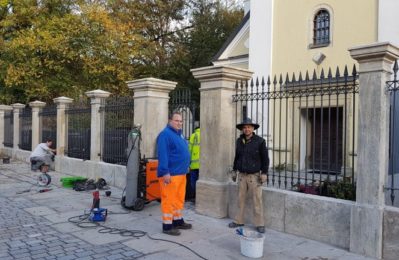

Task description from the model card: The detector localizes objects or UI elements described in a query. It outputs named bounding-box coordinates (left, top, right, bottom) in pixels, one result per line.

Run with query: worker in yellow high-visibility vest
left=188, top=127, right=200, bottom=202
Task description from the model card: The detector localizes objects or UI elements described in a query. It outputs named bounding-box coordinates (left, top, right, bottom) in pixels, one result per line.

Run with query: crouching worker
left=30, top=139, right=56, bottom=172
left=228, top=118, right=269, bottom=233
left=157, top=112, right=192, bottom=236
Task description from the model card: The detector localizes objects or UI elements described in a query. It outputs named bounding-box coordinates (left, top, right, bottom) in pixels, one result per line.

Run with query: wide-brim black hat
left=236, top=118, right=260, bottom=130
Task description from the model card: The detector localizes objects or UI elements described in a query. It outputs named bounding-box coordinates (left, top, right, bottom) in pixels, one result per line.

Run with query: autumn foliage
left=0, top=0, right=243, bottom=103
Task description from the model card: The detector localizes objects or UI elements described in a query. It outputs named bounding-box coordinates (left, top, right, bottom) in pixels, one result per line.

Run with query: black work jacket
left=233, top=133, right=269, bottom=174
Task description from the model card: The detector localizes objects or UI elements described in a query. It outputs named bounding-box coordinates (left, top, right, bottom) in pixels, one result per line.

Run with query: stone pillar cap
left=12, top=103, right=26, bottom=109
left=85, top=89, right=111, bottom=98
left=29, top=100, right=46, bottom=108
left=127, top=77, right=177, bottom=92
left=349, top=42, right=399, bottom=62
left=191, top=65, right=253, bottom=82
left=0, top=105, right=13, bottom=111
left=53, top=96, right=73, bottom=104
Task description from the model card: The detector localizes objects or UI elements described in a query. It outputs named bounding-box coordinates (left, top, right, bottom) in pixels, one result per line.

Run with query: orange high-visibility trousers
left=159, top=175, right=186, bottom=224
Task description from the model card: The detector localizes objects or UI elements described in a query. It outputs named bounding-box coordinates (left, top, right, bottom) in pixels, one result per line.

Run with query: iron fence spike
left=335, top=66, right=341, bottom=78
left=344, top=65, right=349, bottom=78
left=312, top=69, right=317, bottom=80
left=285, top=73, right=290, bottom=84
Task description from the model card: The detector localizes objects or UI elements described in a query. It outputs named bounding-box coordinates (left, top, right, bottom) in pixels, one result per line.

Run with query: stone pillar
left=12, top=103, right=25, bottom=150
left=53, top=97, right=73, bottom=157
left=349, top=42, right=399, bottom=258
left=0, top=105, right=13, bottom=149
left=127, top=78, right=176, bottom=158
left=29, top=101, right=46, bottom=150
left=86, top=90, right=111, bottom=161
left=191, top=66, right=253, bottom=218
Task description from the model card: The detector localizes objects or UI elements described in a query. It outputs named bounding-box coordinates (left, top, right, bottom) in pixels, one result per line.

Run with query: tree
left=168, top=0, right=244, bottom=104
left=0, top=0, right=144, bottom=102
left=107, top=0, right=190, bottom=79
left=0, top=0, right=243, bottom=104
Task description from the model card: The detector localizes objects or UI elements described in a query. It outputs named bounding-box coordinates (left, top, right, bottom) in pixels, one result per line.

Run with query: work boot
left=163, top=228, right=181, bottom=236
left=256, top=226, right=265, bottom=233
left=228, top=222, right=244, bottom=228
left=175, top=222, right=192, bottom=230
left=173, top=219, right=192, bottom=229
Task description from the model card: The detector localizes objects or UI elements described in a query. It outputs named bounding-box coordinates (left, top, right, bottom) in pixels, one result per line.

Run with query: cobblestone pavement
left=0, top=160, right=375, bottom=260
left=0, top=172, right=143, bottom=260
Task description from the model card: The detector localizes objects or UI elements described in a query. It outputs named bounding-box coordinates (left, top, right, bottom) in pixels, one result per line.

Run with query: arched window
left=313, top=9, right=330, bottom=45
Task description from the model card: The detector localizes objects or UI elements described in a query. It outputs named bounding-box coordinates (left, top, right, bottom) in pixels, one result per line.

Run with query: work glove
left=260, top=174, right=267, bottom=184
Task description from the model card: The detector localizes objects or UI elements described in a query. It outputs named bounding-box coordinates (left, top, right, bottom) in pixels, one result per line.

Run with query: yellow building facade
left=214, top=0, right=399, bottom=179
left=272, top=0, right=378, bottom=76
left=214, top=0, right=393, bottom=77
left=269, top=0, right=375, bottom=177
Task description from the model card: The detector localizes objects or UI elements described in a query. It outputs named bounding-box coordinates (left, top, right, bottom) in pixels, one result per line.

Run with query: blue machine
left=89, top=208, right=108, bottom=222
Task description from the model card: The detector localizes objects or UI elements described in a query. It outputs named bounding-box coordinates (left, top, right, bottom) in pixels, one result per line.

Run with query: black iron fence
left=233, top=66, right=358, bottom=200
left=19, top=106, right=32, bottom=151
left=40, top=105, right=57, bottom=148
left=3, top=110, right=13, bottom=147
left=169, top=88, right=197, bottom=139
left=386, top=60, right=399, bottom=206
left=66, top=100, right=91, bottom=160
left=100, top=96, right=134, bottom=165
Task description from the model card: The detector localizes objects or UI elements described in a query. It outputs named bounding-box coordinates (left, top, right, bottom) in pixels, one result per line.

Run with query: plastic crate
left=60, top=176, right=87, bottom=188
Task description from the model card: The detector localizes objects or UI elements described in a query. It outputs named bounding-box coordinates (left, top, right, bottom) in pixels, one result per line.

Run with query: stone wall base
left=383, top=206, right=399, bottom=260
left=1, top=147, right=30, bottom=163
left=229, top=184, right=353, bottom=249
left=1, top=148, right=127, bottom=189
left=56, top=157, right=126, bottom=188
left=350, top=204, right=384, bottom=258
left=196, top=180, right=229, bottom=218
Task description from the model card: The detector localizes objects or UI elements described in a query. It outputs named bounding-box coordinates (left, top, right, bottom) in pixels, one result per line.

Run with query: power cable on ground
left=2, top=167, right=208, bottom=259
left=67, top=212, right=208, bottom=260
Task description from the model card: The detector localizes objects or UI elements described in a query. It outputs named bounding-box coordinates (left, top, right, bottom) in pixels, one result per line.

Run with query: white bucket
left=239, top=231, right=265, bottom=258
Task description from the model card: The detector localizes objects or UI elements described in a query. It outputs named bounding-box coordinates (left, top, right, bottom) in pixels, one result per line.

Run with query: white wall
left=248, top=0, right=273, bottom=148
left=249, top=0, right=273, bottom=78
left=378, top=0, right=399, bottom=46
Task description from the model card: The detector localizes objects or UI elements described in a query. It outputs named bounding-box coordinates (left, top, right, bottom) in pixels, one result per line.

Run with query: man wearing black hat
left=228, top=118, right=269, bottom=233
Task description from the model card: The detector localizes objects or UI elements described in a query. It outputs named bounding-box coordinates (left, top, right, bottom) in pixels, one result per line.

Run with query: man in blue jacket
left=157, top=111, right=192, bottom=236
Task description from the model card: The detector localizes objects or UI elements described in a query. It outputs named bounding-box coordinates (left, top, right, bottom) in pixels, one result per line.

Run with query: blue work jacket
left=157, top=124, right=190, bottom=177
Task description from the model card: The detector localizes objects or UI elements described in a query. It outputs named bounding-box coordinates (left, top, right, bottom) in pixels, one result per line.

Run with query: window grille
left=313, top=10, right=330, bottom=46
